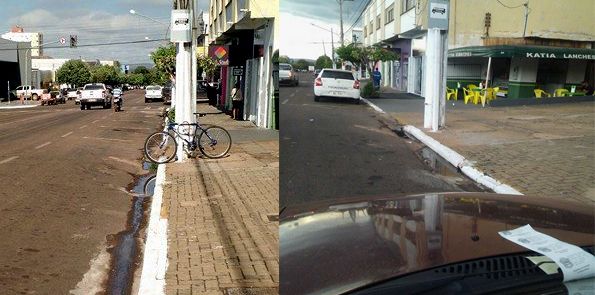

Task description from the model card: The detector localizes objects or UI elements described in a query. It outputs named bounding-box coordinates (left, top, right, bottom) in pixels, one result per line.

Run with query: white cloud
left=279, top=12, right=342, bottom=60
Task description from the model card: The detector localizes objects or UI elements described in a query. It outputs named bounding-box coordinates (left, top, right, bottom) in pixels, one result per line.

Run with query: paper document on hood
left=499, top=224, right=595, bottom=282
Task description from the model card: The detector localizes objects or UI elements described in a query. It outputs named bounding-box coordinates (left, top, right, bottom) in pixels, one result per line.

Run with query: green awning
left=448, top=45, right=595, bottom=60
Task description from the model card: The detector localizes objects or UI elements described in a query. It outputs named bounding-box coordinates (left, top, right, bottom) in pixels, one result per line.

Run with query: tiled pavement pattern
left=162, top=105, right=279, bottom=295
left=393, top=102, right=595, bottom=203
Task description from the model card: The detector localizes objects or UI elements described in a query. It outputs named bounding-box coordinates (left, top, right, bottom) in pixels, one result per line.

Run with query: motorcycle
left=113, top=96, right=122, bottom=112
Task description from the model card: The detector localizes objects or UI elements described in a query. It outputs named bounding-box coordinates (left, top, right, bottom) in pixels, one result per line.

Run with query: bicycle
left=144, top=112, right=232, bottom=163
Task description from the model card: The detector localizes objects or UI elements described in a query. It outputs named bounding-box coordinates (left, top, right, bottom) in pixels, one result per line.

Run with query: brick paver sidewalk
left=162, top=105, right=279, bottom=295
left=391, top=101, right=595, bottom=204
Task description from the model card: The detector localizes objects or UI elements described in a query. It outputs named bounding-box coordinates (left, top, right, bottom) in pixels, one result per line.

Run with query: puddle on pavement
left=106, top=169, right=157, bottom=293
left=418, top=147, right=460, bottom=178
left=417, top=147, right=487, bottom=192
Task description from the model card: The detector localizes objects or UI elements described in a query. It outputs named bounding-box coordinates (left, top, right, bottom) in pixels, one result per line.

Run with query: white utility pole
left=423, top=0, right=449, bottom=132
left=170, top=1, right=194, bottom=162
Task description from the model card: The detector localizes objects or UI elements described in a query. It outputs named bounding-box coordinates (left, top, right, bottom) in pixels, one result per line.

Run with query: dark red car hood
left=280, top=193, right=595, bottom=295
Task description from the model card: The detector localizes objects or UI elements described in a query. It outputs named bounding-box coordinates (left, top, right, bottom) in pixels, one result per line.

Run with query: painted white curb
left=361, top=97, right=523, bottom=195
left=137, top=163, right=168, bottom=295
left=0, top=104, right=39, bottom=109
left=403, top=125, right=523, bottom=195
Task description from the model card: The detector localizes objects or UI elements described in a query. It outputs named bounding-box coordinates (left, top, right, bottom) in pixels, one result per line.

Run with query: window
left=376, top=15, right=381, bottom=30
left=402, top=0, right=415, bottom=13
left=369, top=22, right=373, bottom=34
left=386, top=5, right=394, bottom=24
left=321, top=70, right=355, bottom=80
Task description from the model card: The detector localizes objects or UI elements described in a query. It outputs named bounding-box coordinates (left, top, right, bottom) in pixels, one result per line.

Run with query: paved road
left=280, top=73, right=481, bottom=209
left=0, top=90, right=163, bottom=294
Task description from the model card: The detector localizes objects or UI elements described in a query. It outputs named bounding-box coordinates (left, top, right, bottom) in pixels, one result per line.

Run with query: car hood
left=280, top=192, right=594, bottom=295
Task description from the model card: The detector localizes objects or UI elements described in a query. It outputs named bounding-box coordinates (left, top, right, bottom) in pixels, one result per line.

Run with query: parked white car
left=313, top=69, right=361, bottom=104
left=145, top=85, right=163, bottom=103
left=15, top=85, right=45, bottom=100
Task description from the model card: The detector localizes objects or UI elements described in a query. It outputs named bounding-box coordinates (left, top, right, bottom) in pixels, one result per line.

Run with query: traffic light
left=70, top=35, right=77, bottom=48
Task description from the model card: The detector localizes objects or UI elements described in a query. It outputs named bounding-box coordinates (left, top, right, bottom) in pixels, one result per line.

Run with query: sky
left=280, top=0, right=366, bottom=60
left=0, top=0, right=209, bottom=65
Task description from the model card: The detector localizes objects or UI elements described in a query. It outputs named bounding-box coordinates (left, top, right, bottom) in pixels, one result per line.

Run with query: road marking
left=80, top=125, right=88, bottom=129
left=145, top=106, right=151, bottom=110
left=91, top=120, right=99, bottom=124
left=61, top=132, right=73, bottom=138
left=0, top=156, right=18, bottom=164
left=35, top=141, right=52, bottom=149
left=290, top=93, right=296, bottom=97
left=282, top=99, right=289, bottom=104
left=82, top=136, right=131, bottom=142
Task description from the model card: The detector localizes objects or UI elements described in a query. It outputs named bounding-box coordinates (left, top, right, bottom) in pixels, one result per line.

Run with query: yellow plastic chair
left=554, top=88, right=569, bottom=97
left=534, top=89, right=551, bottom=98
left=467, top=84, right=478, bottom=90
left=446, top=87, right=458, bottom=101
left=463, top=88, right=475, bottom=104
left=490, top=87, right=499, bottom=100
left=473, top=89, right=489, bottom=106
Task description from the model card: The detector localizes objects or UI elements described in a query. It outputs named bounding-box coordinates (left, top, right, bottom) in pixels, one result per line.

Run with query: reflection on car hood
left=280, top=192, right=595, bottom=295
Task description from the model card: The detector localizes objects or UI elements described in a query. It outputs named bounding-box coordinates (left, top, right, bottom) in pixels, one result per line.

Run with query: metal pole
left=331, top=28, right=335, bottom=69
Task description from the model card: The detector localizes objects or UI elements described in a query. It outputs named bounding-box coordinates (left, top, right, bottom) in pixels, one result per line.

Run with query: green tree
left=151, top=44, right=176, bottom=76
left=278, top=55, right=290, bottom=64
left=133, top=66, right=150, bottom=75
left=315, top=55, right=333, bottom=69
left=292, top=59, right=310, bottom=71
left=128, top=73, right=145, bottom=86
left=197, top=55, right=218, bottom=80
left=56, top=60, right=91, bottom=87
left=336, top=44, right=399, bottom=76
left=89, top=65, right=120, bottom=85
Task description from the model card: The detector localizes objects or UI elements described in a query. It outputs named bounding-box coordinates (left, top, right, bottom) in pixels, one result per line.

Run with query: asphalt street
left=280, top=73, right=481, bottom=209
left=0, top=90, right=164, bottom=294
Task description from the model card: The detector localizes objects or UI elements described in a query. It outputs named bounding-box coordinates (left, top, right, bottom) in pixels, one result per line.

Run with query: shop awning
left=448, top=45, right=595, bottom=60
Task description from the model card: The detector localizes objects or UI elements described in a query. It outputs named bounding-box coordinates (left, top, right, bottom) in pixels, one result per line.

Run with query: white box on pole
left=170, top=10, right=192, bottom=43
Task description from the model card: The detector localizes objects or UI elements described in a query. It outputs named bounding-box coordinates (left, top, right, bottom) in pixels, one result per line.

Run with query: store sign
left=526, top=52, right=595, bottom=60
left=233, top=67, right=244, bottom=76
left=209, top=45, right=229, bottom=65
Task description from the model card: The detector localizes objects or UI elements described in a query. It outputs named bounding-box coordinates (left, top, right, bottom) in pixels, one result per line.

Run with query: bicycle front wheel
left=198, top=126, right=231, bottom=158
left=144, top=132, right=177, bottom=163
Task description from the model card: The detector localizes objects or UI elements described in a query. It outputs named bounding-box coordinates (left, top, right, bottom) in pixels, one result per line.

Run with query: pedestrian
left=579, top=80, right=593, bottom=95
left=231, top=81, right=243, bottom=120
left=373, top=68, right=381, bottom=90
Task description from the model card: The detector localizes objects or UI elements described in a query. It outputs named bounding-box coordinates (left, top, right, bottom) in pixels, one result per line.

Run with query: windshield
left=280, top=64, right=292, bottom=71
left=84, top=85, right=104, bottom=90
left=146, top=86, right=161, bottom=90
left=321, top=71, right=354, bottom=80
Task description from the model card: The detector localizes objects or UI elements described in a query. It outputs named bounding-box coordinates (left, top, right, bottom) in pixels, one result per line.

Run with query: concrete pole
left=424, top=28, right=446, bottom=132
left=191, top=0, right=197, bottom=118
left=339, top=0, right=344, bottom=47
left=331, top=28, right=336, bottom=69
left=175, top=8, right=193, bottom=162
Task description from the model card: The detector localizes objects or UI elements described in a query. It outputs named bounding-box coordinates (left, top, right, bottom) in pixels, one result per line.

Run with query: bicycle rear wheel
left=198, top=126, right=231, bottom=158
left=144, top=132, right=177, bottom=163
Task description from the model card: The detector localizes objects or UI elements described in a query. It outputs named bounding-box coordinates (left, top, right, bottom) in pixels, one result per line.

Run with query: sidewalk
left=368, top=91, right=595, bottom=204
left=152, top=104, right=279, bottom=295
left=0, top=100, right=39, bottom=109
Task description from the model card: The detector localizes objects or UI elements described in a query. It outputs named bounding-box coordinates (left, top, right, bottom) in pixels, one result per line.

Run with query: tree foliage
left=278, top=55, right=290, bottom=64
left=335, top=44, right=399, bottom=75
left=292, top=59, right=310, bottom=71
left=197, top=54, right=218, bottom=80
left=315, top=55, right=333, bottom=69
left=56, top=60, right=91, bottom=87
left=151, top=44, right=176, bottom=77
left=89, top=65, right=120, bottom=85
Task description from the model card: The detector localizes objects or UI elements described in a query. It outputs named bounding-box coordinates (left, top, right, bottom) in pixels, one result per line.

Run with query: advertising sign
left=170, top=10, right=192, bottom=43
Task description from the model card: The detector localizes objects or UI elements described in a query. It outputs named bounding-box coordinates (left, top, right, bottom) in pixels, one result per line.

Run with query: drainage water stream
left=107, top=164, right=157, bottom=294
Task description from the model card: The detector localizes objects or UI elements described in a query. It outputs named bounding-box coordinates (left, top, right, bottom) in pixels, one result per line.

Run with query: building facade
left=363, top=0, right=595, bottom=98
left=1, top=26, right=44, bottom=57
left=209, top=0, right=279, bottom=129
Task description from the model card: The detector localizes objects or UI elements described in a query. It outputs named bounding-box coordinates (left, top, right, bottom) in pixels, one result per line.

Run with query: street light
left=129, top=9, right=170, bottom=39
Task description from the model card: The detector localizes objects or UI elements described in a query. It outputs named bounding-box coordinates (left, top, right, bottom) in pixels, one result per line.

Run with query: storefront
left=447, top=45, right=595, bottom=98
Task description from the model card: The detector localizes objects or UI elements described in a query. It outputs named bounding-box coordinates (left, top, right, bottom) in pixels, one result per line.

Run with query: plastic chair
left=490, top=87, right=499, bottom=100
left=554, top=88, right=569, bottom=97
left=463, top=88, right=475, bottom=104
left=467, top=84, right=478, bottom=90
left=534, top=89, right=551, bottom=98
left=446, top=87, right=458, bottom=101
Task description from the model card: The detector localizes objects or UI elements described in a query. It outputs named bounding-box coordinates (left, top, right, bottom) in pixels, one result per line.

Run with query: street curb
left=137, top=163, right=168, bottom=295
left=361, top=97, right=523, bottom=195
left=0, top=104, right=39, bottom=109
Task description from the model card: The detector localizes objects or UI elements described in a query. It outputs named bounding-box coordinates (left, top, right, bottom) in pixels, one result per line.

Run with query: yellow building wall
left=413, top=0, right=595, bottom=48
